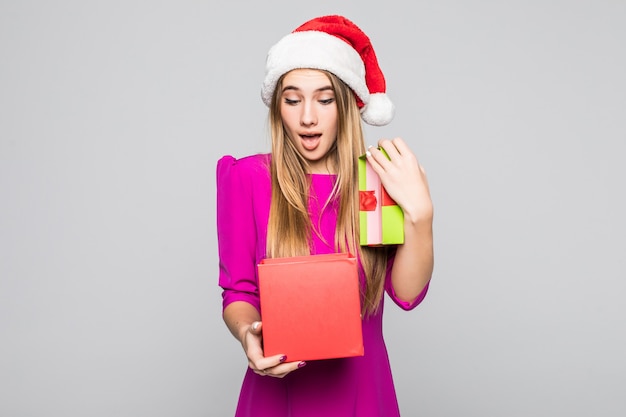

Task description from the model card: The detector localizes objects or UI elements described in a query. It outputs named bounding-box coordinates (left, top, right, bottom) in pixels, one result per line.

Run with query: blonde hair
left=266, top=70, right=391, bottom=315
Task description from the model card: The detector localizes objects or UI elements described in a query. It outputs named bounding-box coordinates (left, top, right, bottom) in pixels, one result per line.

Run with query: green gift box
left=358, top=151, right=404, bottom=246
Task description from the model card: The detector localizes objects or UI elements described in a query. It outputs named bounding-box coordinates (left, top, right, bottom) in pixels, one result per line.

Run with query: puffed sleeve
left=216, top=155, right=262, bottom=313
left=384, top=254, right=430, bottom=311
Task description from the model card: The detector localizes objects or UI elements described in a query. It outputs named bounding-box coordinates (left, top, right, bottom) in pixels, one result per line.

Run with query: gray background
left=1, top=0, right=624, bottom=416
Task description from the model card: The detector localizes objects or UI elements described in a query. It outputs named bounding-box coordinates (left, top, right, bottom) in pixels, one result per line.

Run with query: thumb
left=250, top=321, right=263, bottom=335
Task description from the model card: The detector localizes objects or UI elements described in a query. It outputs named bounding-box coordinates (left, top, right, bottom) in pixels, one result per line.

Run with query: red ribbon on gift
left=359, top=190, right=377, bottom=211
left=381, top=187, right=397, bottom=206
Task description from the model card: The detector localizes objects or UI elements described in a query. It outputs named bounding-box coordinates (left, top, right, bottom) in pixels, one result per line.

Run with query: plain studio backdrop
left=1, top=1, right=624, bottom=416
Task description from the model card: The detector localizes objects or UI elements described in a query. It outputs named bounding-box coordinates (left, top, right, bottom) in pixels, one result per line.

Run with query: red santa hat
left=261, top=15, right=395, bottom=126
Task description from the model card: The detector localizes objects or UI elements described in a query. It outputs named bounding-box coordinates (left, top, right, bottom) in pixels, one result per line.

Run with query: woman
left=217, top=15, right=433, bottom=417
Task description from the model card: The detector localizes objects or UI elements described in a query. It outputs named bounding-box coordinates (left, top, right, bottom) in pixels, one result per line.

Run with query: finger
left=366, top=145, right=392, bottom=172
left=262, top=361, right=307, bottom=378
left=377, top=138, right=402, bottom=160
left=250, top=353, right=287, bottom=375
left=250, top=321, right=262, bottom=334
left=389, top=137, right=411, bottom=156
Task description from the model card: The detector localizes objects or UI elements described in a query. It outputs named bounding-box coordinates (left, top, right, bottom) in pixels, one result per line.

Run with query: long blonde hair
left=266, top=70, right=391, bottom=315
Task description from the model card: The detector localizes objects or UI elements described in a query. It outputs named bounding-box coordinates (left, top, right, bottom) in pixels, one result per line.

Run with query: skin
left=279, top=69, right=339, bottom=174
left=223, top=68, right=434, bottom=378
left=366, top=140, right=434, bottom=303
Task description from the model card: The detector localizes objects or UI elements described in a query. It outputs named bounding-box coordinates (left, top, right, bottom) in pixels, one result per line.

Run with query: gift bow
left=380, top=187, right=397, bottom=206
left=359, top=190, right=377, bottom=211
left=360, top=189, right=397, bottom=211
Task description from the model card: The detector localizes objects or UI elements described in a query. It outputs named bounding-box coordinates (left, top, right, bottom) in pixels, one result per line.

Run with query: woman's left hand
left=365, top=137, right=433, bottom=224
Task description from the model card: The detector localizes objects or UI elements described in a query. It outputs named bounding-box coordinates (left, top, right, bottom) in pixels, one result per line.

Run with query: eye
left=284, top=98, right=300, bottom=105
left=319, top=98, right=335, bottom=105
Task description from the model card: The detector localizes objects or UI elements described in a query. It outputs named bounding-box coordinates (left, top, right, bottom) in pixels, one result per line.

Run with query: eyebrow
left=281, top=85, right=334, bottom=93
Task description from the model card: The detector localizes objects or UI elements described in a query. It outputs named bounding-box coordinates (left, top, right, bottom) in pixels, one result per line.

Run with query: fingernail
left=251, top=322, right=259, bottom=331
left=365, top=151, right=372, bottom=157
left=297, top=361, right=307, bottom=368
left=279, top=355, right=287, bottom=363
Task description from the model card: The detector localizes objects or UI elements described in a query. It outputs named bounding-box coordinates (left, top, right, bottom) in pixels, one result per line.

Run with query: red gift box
left=257, top=253, right=364, bottom=361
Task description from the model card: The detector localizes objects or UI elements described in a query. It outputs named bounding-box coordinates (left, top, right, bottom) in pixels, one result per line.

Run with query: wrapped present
left=258, top=253, right=364, bottom=361
left=359, top=151, right=404, bottom=246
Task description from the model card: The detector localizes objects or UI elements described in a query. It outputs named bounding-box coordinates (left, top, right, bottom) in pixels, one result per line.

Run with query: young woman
left=217, top=15, right=433, bottom=417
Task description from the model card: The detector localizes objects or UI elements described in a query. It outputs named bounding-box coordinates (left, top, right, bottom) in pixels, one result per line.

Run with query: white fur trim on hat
left=261, top=31, right=369, bottom=107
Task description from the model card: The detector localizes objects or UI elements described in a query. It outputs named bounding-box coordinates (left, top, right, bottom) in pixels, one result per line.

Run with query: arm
left=366, top=138, right=434, bottom=303
left=217, top=156, right=305, bottom=376
left=223, top=301, right=281, bottom=375
left=223, top=300, right=261, bottom=343
left=224, top=302, right=303, bottom=377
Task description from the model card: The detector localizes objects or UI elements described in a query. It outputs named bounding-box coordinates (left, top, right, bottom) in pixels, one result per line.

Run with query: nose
left=300, top=101, right=317, bottom=126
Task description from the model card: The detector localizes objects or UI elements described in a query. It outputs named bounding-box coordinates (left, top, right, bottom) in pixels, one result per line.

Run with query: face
left=279, top=69, right=338, bottom=174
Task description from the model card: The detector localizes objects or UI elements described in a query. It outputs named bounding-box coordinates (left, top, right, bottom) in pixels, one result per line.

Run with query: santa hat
left=261, top=15, right=395, bottom=126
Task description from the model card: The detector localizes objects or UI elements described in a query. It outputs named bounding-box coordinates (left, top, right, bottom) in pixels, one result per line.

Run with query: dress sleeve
left=216, top=155, right=261, bottom=313
left=384, top=253, right=430, bottom=311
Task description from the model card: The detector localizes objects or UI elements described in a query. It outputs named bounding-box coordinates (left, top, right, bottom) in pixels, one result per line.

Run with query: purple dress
left=217, top=153, right=429, bottom=417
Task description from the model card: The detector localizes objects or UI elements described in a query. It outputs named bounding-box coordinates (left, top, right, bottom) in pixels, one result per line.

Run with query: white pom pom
left=360, top=93, right=395, bottom=126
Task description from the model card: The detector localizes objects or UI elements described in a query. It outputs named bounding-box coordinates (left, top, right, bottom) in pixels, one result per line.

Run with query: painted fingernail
left=251, top=322, right=259, bottom=331
left=365, top=151, right=372, bottom=157
left=297, top=361, right=307, bottom=368
left=279, top=355, right=287, bottom=363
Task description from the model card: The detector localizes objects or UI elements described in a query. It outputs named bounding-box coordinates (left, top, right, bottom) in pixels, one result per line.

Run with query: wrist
left=403, top=210, right=433, bottom=228
left=400, top=200, right=433, bottom=225
left=403, top=215, right=433, bottom=242
left=238, top=323, right=252, bottom=343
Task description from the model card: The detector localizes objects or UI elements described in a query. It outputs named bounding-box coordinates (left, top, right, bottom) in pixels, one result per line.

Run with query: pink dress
left=217, top=153, right=429, bottom=417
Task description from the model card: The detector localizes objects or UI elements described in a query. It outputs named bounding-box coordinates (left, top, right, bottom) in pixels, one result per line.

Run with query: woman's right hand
left=242, top=321, right=306, bottom=378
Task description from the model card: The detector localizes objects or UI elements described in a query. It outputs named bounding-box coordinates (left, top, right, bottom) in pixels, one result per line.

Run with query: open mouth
left=300, top=134, right=321, bottom=151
